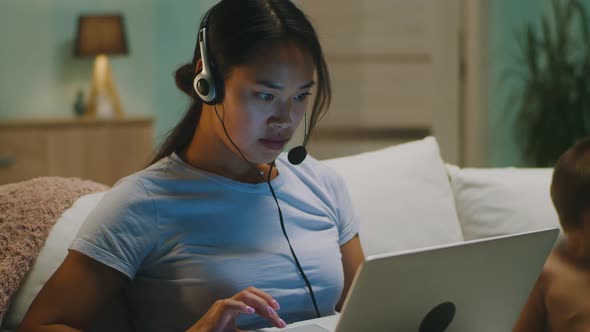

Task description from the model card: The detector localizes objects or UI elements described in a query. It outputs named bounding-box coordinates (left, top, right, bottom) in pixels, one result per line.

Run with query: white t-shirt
left=70, top=152, right=360, bottom=331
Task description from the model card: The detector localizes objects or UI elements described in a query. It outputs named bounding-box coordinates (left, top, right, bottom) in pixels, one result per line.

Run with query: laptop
left=257, top=227, right=559, bottom=332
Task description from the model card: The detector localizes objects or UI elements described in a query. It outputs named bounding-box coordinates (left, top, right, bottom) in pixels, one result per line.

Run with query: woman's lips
left=259, top=138, right=288, bottom=150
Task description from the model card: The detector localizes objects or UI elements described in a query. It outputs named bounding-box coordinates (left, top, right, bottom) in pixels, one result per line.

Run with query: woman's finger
left=245, top=286, right=281, bottom=310
left=215, top=298, right=257, bottom=316
left=232, top=288, right=286, bottom=328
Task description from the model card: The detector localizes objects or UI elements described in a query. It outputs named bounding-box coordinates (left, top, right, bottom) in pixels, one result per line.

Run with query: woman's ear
left=196, top=59, right=203, bottom=74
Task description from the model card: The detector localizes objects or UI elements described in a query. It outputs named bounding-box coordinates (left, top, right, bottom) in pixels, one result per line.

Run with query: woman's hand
left=186, top=286, right=287, bottom=332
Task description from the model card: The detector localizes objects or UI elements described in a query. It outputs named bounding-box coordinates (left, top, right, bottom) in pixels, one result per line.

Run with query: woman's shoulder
left=111, top=153, right=185, bottom=193
left=98, top=175, right=156, bottom=216
left=99, top=155, right=182, bottom=214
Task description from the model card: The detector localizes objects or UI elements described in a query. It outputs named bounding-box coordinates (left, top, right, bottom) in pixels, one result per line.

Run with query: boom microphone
left=288, top=145, right=307, bottom=165
left=287, top=112, right=308, bottom=165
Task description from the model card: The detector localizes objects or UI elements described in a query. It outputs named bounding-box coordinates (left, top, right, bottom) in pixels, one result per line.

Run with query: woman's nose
left=269, top=104, right=292, bottom=128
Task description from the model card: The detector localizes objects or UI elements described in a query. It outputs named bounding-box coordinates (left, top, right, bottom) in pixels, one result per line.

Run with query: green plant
left=510, top=0, right=590, bottom=166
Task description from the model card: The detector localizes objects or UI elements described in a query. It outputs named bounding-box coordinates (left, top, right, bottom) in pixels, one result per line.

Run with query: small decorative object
left=74, top=14, right=129, bottom=119
left=73, top=89, right=86, bottom=117
left=509, top=0, right=590, bottom=166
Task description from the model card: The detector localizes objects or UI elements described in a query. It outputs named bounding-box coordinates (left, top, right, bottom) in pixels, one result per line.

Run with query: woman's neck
left=181, top=115, right=277, bottom=184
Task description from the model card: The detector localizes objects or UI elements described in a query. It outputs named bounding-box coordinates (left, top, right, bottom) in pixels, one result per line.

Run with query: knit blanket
left=0, top=177, right=109, bottom=317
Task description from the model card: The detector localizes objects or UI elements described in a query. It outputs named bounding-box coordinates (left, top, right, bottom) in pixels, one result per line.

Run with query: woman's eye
left=294, top=92, right=312, bottom=102
left=255, top=92, right=274, bottom=101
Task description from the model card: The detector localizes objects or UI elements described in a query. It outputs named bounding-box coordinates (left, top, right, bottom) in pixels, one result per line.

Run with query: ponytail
left=149, top=63, right=203, bottom=165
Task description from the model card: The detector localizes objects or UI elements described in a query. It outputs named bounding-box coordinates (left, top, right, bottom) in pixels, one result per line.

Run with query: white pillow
left=321, top=137, right=464, bottom=257
left=2, top=192, right=106, bottom=330
left=446, top=165, right=561, bottom=241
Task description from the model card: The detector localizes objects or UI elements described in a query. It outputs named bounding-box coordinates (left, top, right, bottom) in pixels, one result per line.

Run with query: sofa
left=0, top=136, right=561, bottom=331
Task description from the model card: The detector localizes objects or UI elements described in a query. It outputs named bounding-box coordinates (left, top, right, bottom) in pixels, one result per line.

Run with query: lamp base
left=85, top=54, right=124, bottom=119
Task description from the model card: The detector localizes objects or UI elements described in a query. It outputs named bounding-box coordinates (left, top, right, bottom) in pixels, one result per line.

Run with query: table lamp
left=75, top=14, right=128, bottom=118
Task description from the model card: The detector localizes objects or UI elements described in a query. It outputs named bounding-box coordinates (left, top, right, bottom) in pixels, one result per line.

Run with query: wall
left=0, top=0, right=216, bottom=147
left=488, top=0, right=549, bottom=166
left=152, top=0, right=217, bottom=145
left=4, top=0, right=588, bottom=166
left=488, top=0, right=590, bottom=166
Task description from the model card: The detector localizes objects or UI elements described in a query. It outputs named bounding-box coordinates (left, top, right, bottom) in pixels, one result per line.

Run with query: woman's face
left=215, top=41, right=315, bottom=164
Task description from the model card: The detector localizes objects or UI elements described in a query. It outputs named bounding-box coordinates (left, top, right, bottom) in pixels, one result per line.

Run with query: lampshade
left=75, top=14, right=129, bottom=57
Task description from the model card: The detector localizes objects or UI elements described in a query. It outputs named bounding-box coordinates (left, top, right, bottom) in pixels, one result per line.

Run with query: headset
left=192, top=4, right=320, bottom=318
left=193, top=9, right=218, bottom=105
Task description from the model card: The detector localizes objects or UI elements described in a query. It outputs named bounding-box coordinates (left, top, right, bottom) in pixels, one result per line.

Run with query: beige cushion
left=447, top=165, right=561, bottom=241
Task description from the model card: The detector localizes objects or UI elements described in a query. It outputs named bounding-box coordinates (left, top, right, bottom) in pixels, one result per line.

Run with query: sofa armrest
left=1, top=192, right=106, bottom=330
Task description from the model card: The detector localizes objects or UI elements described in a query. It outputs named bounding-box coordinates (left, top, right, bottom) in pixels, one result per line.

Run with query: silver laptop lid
left=335, top=228, right=559, bottom=332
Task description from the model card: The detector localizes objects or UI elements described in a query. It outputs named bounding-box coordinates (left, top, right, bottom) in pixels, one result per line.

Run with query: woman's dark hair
left=551, top=136, right=590, bottom=230
left=150, top=0, right=331, bottom=164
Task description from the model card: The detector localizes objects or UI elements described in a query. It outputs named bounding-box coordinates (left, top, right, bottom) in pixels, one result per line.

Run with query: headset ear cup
left=193, top=72, right=217, bottom=104
left=193, top=73, right=209, bottom=98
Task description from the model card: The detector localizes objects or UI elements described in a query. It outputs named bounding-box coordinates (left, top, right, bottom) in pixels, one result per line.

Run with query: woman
left=18, top=1, right=364, bottom=331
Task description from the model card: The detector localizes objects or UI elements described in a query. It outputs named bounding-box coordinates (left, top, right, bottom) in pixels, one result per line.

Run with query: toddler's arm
left=512, top=274, right=547, bottom=332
